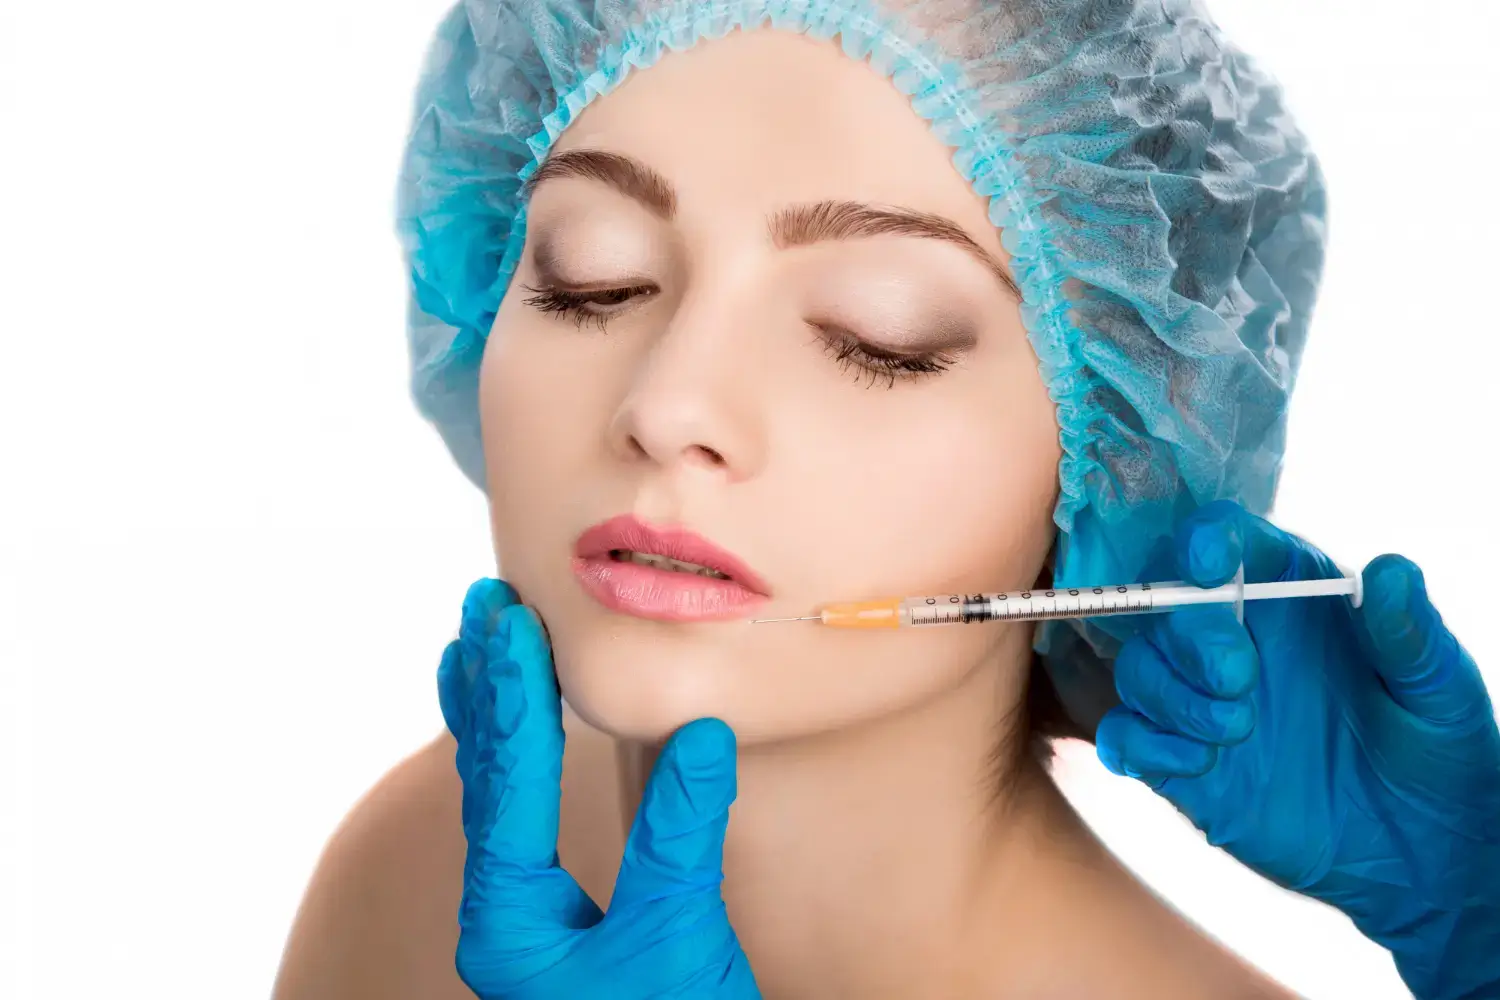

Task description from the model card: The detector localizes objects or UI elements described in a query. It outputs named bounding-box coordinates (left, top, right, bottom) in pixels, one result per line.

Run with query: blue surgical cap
left=395, top=0, right=1328, bottom=732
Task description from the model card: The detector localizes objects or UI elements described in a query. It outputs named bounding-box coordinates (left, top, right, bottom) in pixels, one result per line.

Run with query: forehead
left=547, top=28, right=998, bottom=250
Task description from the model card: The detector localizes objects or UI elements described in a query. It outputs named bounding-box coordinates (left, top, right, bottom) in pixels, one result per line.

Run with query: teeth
left=609, top=550, right=732, bottom=580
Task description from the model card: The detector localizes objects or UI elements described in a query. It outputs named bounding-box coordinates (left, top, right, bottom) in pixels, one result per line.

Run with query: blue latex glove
left=1097, top=500, right=1500, bottom=1000
left=437, top=578, right=761, bottom=999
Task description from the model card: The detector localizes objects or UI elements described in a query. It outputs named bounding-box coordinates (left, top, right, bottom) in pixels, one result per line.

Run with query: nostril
left=689, top=444, right=726, bottom=466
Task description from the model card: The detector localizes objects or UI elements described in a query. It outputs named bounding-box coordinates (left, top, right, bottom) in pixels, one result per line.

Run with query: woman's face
left=480, top=28, right=1062, bottom=745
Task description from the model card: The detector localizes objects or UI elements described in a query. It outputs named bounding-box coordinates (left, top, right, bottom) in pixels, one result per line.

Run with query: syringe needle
left=748, top=615, right=821, bottom=623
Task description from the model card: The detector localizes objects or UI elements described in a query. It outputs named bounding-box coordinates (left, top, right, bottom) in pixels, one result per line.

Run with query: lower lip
left=571, top=556, right=769, bottom=622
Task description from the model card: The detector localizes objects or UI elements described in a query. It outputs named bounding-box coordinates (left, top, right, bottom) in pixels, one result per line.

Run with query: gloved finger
left=462, top=576, right=523, bottom=621
left=438, top=639, right=467, bottom=739
left=611, top=718, right=739, bottom=911
left=1146, top=604, right=1260, bottom=701
left=460, top=603, right=589, bottom=939
left=1176, top=499, right=1331, bottom=588
left=461, top=577, right=523, bottom=683
left=1114, top=628, right=1256, bottom=745
left=440, top=578, right=523, bottom=740
left=1175, top=499, right=1249, bottom=588
left=1096, top=705, right=1220, bottom=783
left=1359, top=553, right=1489, bottom=727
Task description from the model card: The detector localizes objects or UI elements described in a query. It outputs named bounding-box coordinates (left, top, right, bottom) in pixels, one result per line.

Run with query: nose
left=605, top=302, right=767, bottom=482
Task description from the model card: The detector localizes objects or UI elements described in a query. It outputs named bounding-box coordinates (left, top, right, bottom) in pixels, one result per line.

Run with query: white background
left=3, top=1, right=1498, bottom=996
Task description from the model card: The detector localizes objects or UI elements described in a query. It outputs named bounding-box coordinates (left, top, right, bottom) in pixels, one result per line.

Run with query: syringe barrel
left=896, top=582, right=1192, bottom=626
left=815, top=570, right=1359, bottom=629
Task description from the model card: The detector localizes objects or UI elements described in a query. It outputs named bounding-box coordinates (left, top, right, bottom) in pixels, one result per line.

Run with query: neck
left=619, top=625, right=1103, bottom=998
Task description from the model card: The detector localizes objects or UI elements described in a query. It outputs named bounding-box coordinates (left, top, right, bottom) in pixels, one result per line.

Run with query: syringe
left=748, top=564, right=1363, bottom=629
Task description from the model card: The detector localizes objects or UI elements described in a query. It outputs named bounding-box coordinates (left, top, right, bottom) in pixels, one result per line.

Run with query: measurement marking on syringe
left=753, top=568, right=1363, bottom=629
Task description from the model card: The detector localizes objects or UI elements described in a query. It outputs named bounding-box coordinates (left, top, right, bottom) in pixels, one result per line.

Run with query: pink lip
left=572, top=514, right=771, bottom=622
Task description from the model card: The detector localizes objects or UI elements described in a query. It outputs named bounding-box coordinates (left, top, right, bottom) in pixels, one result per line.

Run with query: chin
left=551, top=625, right=763, bottom=744
left=548, top=615, right=971, bottom=748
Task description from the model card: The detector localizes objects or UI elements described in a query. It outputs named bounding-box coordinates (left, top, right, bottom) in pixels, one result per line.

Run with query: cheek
left=877, top=425, right=1059, bottom=591
left=729, top=378, right=1059, bottom=734
left=478, top=312, right=614, bottom=586
left=480, top=313, right=578, bottom=469
left=784, top=372, right=1061, bottom=602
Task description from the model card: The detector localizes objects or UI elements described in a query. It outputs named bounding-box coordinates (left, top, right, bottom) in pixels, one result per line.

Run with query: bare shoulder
left=985, top=780, right=1303, bottom=1000
left=997, top=881, right=1301, bottom=999
left=270, top=733, right=472, bottom=1000
left=1109, top=897, right=1304, bottom=999
left=270, top=712, right=626, bottom=1000
left=1075, top=868, right=1304, bottom=999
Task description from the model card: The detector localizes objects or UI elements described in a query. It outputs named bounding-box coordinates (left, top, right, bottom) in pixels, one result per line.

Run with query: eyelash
left=519, top=283, right=655, bottom=331
left=819, top=330, right=955, bottom=389
left=519, top=283, right=955, bottom=388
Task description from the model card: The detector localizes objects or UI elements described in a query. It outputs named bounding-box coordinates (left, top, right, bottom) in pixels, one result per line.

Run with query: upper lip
left=574, top=514, right=772, bottom=596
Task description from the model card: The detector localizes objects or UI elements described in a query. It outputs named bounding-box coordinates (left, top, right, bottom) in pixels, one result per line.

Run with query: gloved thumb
left=610, top=718, right=739, bottom=911
left=1359, top=554, right=1488, bottom=728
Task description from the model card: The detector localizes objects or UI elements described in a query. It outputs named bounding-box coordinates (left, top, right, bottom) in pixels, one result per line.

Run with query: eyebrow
left=522, top=148, right=1023, bottom=300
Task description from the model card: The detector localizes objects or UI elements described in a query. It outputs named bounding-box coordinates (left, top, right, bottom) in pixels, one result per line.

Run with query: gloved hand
left=1096, top=499, right=1500, bottom=1000
left=437, top=578, right=761, bottom=999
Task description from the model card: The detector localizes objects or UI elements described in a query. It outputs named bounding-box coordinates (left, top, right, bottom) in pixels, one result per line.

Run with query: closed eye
left=519, top=283, right=657, bottom=330
left=519, top=282, right=958, bottom=388
left=817, top=326, right=956, bottom=389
